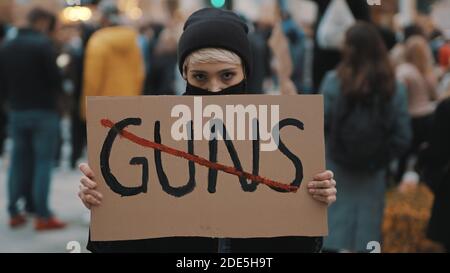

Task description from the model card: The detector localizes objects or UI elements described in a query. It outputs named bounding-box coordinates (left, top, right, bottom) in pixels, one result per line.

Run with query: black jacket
left=0, top=28, right=61, bottom=111
left=423, top=98, right=450, bottom=247
left=87, top=235, right=322, bottom=253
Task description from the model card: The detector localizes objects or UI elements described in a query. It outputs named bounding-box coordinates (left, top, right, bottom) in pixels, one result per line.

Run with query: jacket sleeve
left=388, top=83, right=413, bottom=159
left=80, top=38, right=105, bottom=120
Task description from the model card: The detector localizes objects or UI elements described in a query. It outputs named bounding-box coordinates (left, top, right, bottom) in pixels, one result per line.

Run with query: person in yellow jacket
left=80, top=5, right=144, bottom=120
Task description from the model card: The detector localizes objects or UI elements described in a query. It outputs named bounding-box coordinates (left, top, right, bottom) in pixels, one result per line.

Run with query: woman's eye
left=193, top=74, right=207, bottom=81
left=222, top=72, right=235, bottom=81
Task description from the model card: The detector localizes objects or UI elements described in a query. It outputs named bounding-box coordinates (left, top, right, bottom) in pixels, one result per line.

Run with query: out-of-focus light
left=63, top=7, right=75, bottom=22
left=57, top=53, right=71, bottom=68
left=78, top=7, right=92, bottom=21
left=211, top=0, right=226, bottom=8
left=62, top=6, right=92, bottom=22
left=127, top=7, right=143, bottom=20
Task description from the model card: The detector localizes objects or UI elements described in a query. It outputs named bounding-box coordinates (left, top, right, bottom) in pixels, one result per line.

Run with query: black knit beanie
left=178, top=8, right=252, bottom=78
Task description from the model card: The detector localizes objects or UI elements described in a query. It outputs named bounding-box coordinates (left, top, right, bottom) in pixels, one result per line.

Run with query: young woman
left=394, top=35, right=439, bottom=182
left=79, top=8, right=337, bottom=253
left=320, top=22, right=412, bottom=252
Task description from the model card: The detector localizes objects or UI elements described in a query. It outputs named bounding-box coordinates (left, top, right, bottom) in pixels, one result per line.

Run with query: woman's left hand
left=308, top=171, right=337, bottom=206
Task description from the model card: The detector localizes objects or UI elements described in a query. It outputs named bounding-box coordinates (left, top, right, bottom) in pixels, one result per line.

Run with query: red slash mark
left=101, top=119, right=299, bottom=193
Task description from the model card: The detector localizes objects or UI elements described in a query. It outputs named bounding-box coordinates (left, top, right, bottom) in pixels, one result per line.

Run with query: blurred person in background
left=276, top=0, right=308, bottom=93
left=321, top=22, right=412, bottom=252
left=437, top=41, right=450, bottom=99
left=312, top=0, right=371, bottom=92
left=141, top=22, right=165, bottom=95
left=404, top=24, right=427, bottom=41
left=390, top=24, right=426, bottom=73
left=394, top=35, right=439, bottom=183
left=245, top=14, right=273, bottom=94
left=144, top=25, right=179, bottom=95
left=68, top=23, right=97, bottom=169
left=138, top=23, right=154, bottom=84
left=0, top=8, right=66, bottom=230
left=418, top=96, right=450, bottom=253
left=79, top=3, right=145, bottom=120
left=144, top=0, right=183, bottom=96
left=0, top=22, right=7, bottom=159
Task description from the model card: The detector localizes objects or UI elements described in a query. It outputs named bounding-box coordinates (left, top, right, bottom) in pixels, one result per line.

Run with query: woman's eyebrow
left=218, top=68, right=238, bottom=73
left=189, top=70, right=207, bottom=74
left=189, top=68, right=237, bottom=74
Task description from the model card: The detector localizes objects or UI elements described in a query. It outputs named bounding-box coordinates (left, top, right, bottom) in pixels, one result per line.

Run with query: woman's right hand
left=78, top=163, right=103, bottom=210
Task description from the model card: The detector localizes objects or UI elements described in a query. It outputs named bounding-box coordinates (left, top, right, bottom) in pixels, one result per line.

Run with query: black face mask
left=183, top=80, right=247, bottom=96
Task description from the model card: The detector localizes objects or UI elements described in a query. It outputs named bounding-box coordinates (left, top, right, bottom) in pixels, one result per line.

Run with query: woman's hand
left=78, top=163, right=103, bottom=210
left=308, top=170, right=337, bottom=206
left=78, top=164, right=336, bottom=208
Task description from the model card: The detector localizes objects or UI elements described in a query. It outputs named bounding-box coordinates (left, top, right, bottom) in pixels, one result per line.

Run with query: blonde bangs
left=183, top=48, right=242, bottom=76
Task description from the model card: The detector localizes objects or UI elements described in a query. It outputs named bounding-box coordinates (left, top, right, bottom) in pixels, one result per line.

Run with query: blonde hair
left=405, top=35, right=434, bottom=75
left=183, top=48, right=242, bottom=78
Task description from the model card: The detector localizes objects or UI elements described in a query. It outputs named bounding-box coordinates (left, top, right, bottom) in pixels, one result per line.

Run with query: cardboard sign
left=87, top=95, right=327, bottom=241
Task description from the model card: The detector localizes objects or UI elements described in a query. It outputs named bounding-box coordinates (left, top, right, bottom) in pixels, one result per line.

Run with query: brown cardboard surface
left=87, top=95, right=327, bottom=241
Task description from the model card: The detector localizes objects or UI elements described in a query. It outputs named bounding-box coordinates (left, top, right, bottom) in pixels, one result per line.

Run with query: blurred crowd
left=0, top=0, right=449, bottom=253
